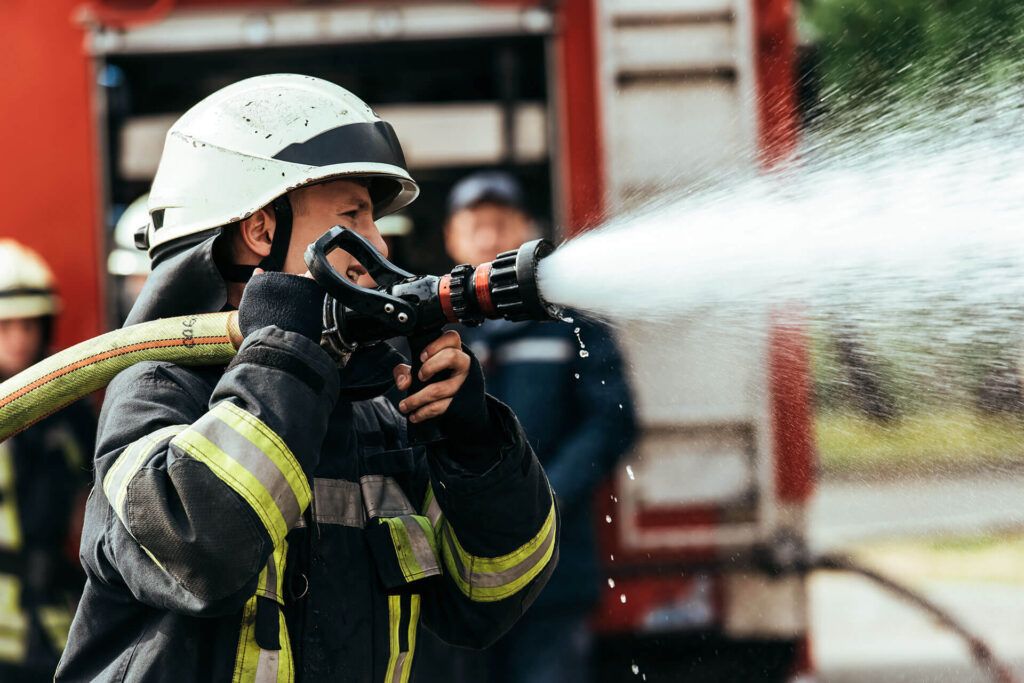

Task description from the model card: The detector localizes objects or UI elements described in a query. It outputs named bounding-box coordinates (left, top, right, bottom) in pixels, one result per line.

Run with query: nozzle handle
left=304, top=226, right=417, bottom=334
left=406, top=330, right=446, bottom=446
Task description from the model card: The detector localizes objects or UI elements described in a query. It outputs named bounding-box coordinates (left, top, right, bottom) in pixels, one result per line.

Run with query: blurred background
left=2, top=0, right=1024, bottom=681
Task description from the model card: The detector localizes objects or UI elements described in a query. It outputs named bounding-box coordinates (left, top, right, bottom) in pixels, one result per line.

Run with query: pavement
left=809, top=470, right=1024, bottom=682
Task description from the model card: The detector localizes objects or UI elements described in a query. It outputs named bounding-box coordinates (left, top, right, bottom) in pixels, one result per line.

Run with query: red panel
left=751, top=0, right=799, bottom=166
left=769, top=311, right=815, bottom=502
left=556, top=0, right=605, bottom=237
left=0, top=1, right=102, bottom=348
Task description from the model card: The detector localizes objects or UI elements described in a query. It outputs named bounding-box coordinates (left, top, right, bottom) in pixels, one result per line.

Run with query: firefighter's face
left=285, top=180, right=388, bottom=287
left=0, top=317, right=44, bottom=379
left=445, top=202, right=534, bottom=266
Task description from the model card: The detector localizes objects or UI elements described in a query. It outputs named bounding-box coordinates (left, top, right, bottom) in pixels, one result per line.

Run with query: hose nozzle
left=305, top=228, right=561, bottom=354
left=439, top=239, right=562, bottom=326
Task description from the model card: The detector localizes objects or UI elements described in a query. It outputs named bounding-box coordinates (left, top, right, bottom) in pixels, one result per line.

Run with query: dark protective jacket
left=462, top=318, right=635, bottom=611
left=55, top=234, right=558, bottom=683
left=0, top=399, right=94, bottom=682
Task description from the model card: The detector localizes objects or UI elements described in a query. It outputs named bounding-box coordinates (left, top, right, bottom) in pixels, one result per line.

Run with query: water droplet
left=573, top=327, right=580, bottom=334
left=631, top=664, right=639, bottom=675
left=605, top=514, right=612, bottom=523
left=579, top=350, right=590, bottom=358
left=601, top=380, right=606, bottom=385
left=608, top=578, right=616, bottom=588
left=610, top=554, right=615, bottom=561
left=620, top=594, right=627, bottom=603
left=626, top=465, right=635, bottom=480
left=618, top=403, right=623, bottom=409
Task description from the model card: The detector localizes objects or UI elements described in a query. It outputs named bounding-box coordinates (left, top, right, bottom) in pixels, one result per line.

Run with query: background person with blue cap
left=415, top=171, right=637, bottom=683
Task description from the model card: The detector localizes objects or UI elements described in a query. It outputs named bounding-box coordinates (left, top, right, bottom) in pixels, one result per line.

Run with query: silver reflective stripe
left=424, top=494, right=442, bottom=531
left=254, top=647, right=279, bottom=683
left=493, top=338, right=574, bottom=364
left=361, top=475, right=415, bottom=518
left=442, top=520, right=557, bottom=589
left=262, top=554, right=279, bottom=603
left=196, top=415, right=303, bottom=530
left=197, top=414, right=303, bottom=527
left=312, top=478, right=365, bottom=527
left=390, top=651, right=409, bottom=683
left=401, top=516, right=440, bottom=578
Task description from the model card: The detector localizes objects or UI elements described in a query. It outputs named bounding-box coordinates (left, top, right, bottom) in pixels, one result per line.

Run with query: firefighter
left=0, top=240, right=94, bottom=683
left=55, top=74, right=558, bottom=682
left=416, top=172, right=636, bottom=683
left=107, top=194, right=151, bottom=323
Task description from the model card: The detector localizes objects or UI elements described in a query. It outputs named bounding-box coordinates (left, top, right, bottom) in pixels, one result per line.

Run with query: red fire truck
left=1, top=0, right=811, bottom=679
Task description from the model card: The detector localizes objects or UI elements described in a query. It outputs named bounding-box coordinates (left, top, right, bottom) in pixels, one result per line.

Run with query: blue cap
left=447, top=171, right=527, bottom=217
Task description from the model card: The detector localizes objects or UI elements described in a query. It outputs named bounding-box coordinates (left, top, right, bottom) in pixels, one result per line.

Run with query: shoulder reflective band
left=385, top=593, right=420, bottom=683
left=439, top=497, right=557, bottom=603
left=102, top=425, right=188, bottom=527
left=171, top=401, right=311, bottom=548
left=273, top=121, right=408, bottom=171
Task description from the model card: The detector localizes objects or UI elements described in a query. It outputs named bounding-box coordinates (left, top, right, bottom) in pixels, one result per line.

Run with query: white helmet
left=143, top=74, right=419, bottom=260
left=108, top=194, right=151, bottom=277
left=0, top=240, right=59, bottom=319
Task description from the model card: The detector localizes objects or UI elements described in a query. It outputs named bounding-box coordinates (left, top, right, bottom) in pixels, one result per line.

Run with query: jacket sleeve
left=417, top=398, right=559, bottom=649
left=87, top=326, right=338, bottom=616
left=543, top=321, right=637, bottom=510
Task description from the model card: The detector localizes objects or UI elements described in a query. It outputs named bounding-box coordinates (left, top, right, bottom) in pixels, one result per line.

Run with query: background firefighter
left=56, top=74, right=558, bottom=683
left=0, top=240, right=94, bottom=683
left=415, top=172, right=636, bottom=683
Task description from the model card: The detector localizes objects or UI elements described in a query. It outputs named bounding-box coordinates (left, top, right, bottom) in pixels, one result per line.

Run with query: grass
left=850, top=531, right=1024, bottom=584
left=816, top=410, right=1024, bottom=475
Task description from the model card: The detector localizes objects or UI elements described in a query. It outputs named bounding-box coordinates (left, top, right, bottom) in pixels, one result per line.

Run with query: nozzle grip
left=406, top=330, right=446, bottom=446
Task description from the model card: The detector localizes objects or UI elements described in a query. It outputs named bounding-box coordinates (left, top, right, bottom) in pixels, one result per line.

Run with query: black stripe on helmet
left=0, top=288, right=54, bottom=298
left=272, top=121, right=408, bottom=171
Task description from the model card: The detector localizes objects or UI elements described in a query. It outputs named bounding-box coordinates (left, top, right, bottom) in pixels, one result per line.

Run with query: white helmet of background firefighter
left=108, top=194, right=151, bottom=277
left=0, top=240, right=59, bottom=320
left=139, top=73, right=419, bottom=273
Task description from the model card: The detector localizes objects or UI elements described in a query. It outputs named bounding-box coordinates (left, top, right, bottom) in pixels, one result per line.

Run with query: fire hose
left=811, top=553, right=1019, bottom=683
left=0, top=227, right=561, bottom=443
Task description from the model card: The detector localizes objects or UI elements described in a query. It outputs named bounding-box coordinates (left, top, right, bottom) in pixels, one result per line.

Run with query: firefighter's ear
left=237, top=206, right=275, bottom=259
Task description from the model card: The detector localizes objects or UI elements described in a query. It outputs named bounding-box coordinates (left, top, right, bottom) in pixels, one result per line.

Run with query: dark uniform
left=56, top=237, right=558, bottom=682
left=0, top=401, right=94, bottom=683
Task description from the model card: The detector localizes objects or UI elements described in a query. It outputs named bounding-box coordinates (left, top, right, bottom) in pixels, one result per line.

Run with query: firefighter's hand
left=394, top=331, right=475, bottom=423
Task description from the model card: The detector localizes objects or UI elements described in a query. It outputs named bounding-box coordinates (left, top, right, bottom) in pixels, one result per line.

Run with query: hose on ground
left=812, top=553, right=1019, bottom=683
left=0, top=312, right=242, bottom=443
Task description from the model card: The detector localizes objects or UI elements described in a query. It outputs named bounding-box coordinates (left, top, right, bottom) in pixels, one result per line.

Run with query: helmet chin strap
left=260, top=196, right=294, bottom=273
left=224, top=196, right=294, bottom=282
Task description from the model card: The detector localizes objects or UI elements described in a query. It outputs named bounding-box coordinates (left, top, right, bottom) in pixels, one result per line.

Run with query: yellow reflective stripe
left=232, top=545, right=294, bottom=683
left=440, top=497, right=557, bottom=603
left=255, top=543, right=287, bottom=605
left=172, top=430, right=291, bottom=547
left=212, top=402, right=311, bottom=514
left=0, top=574, right=26, bottom=664
left=0, top=443, right=21, bottom=550
left=384, top=594, right=420, bottom=683
left=102, top=425, right=187, bottom=525
left=379, top=516, right=440, bottom=583
left=38, top=603, right=75, bottom=654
